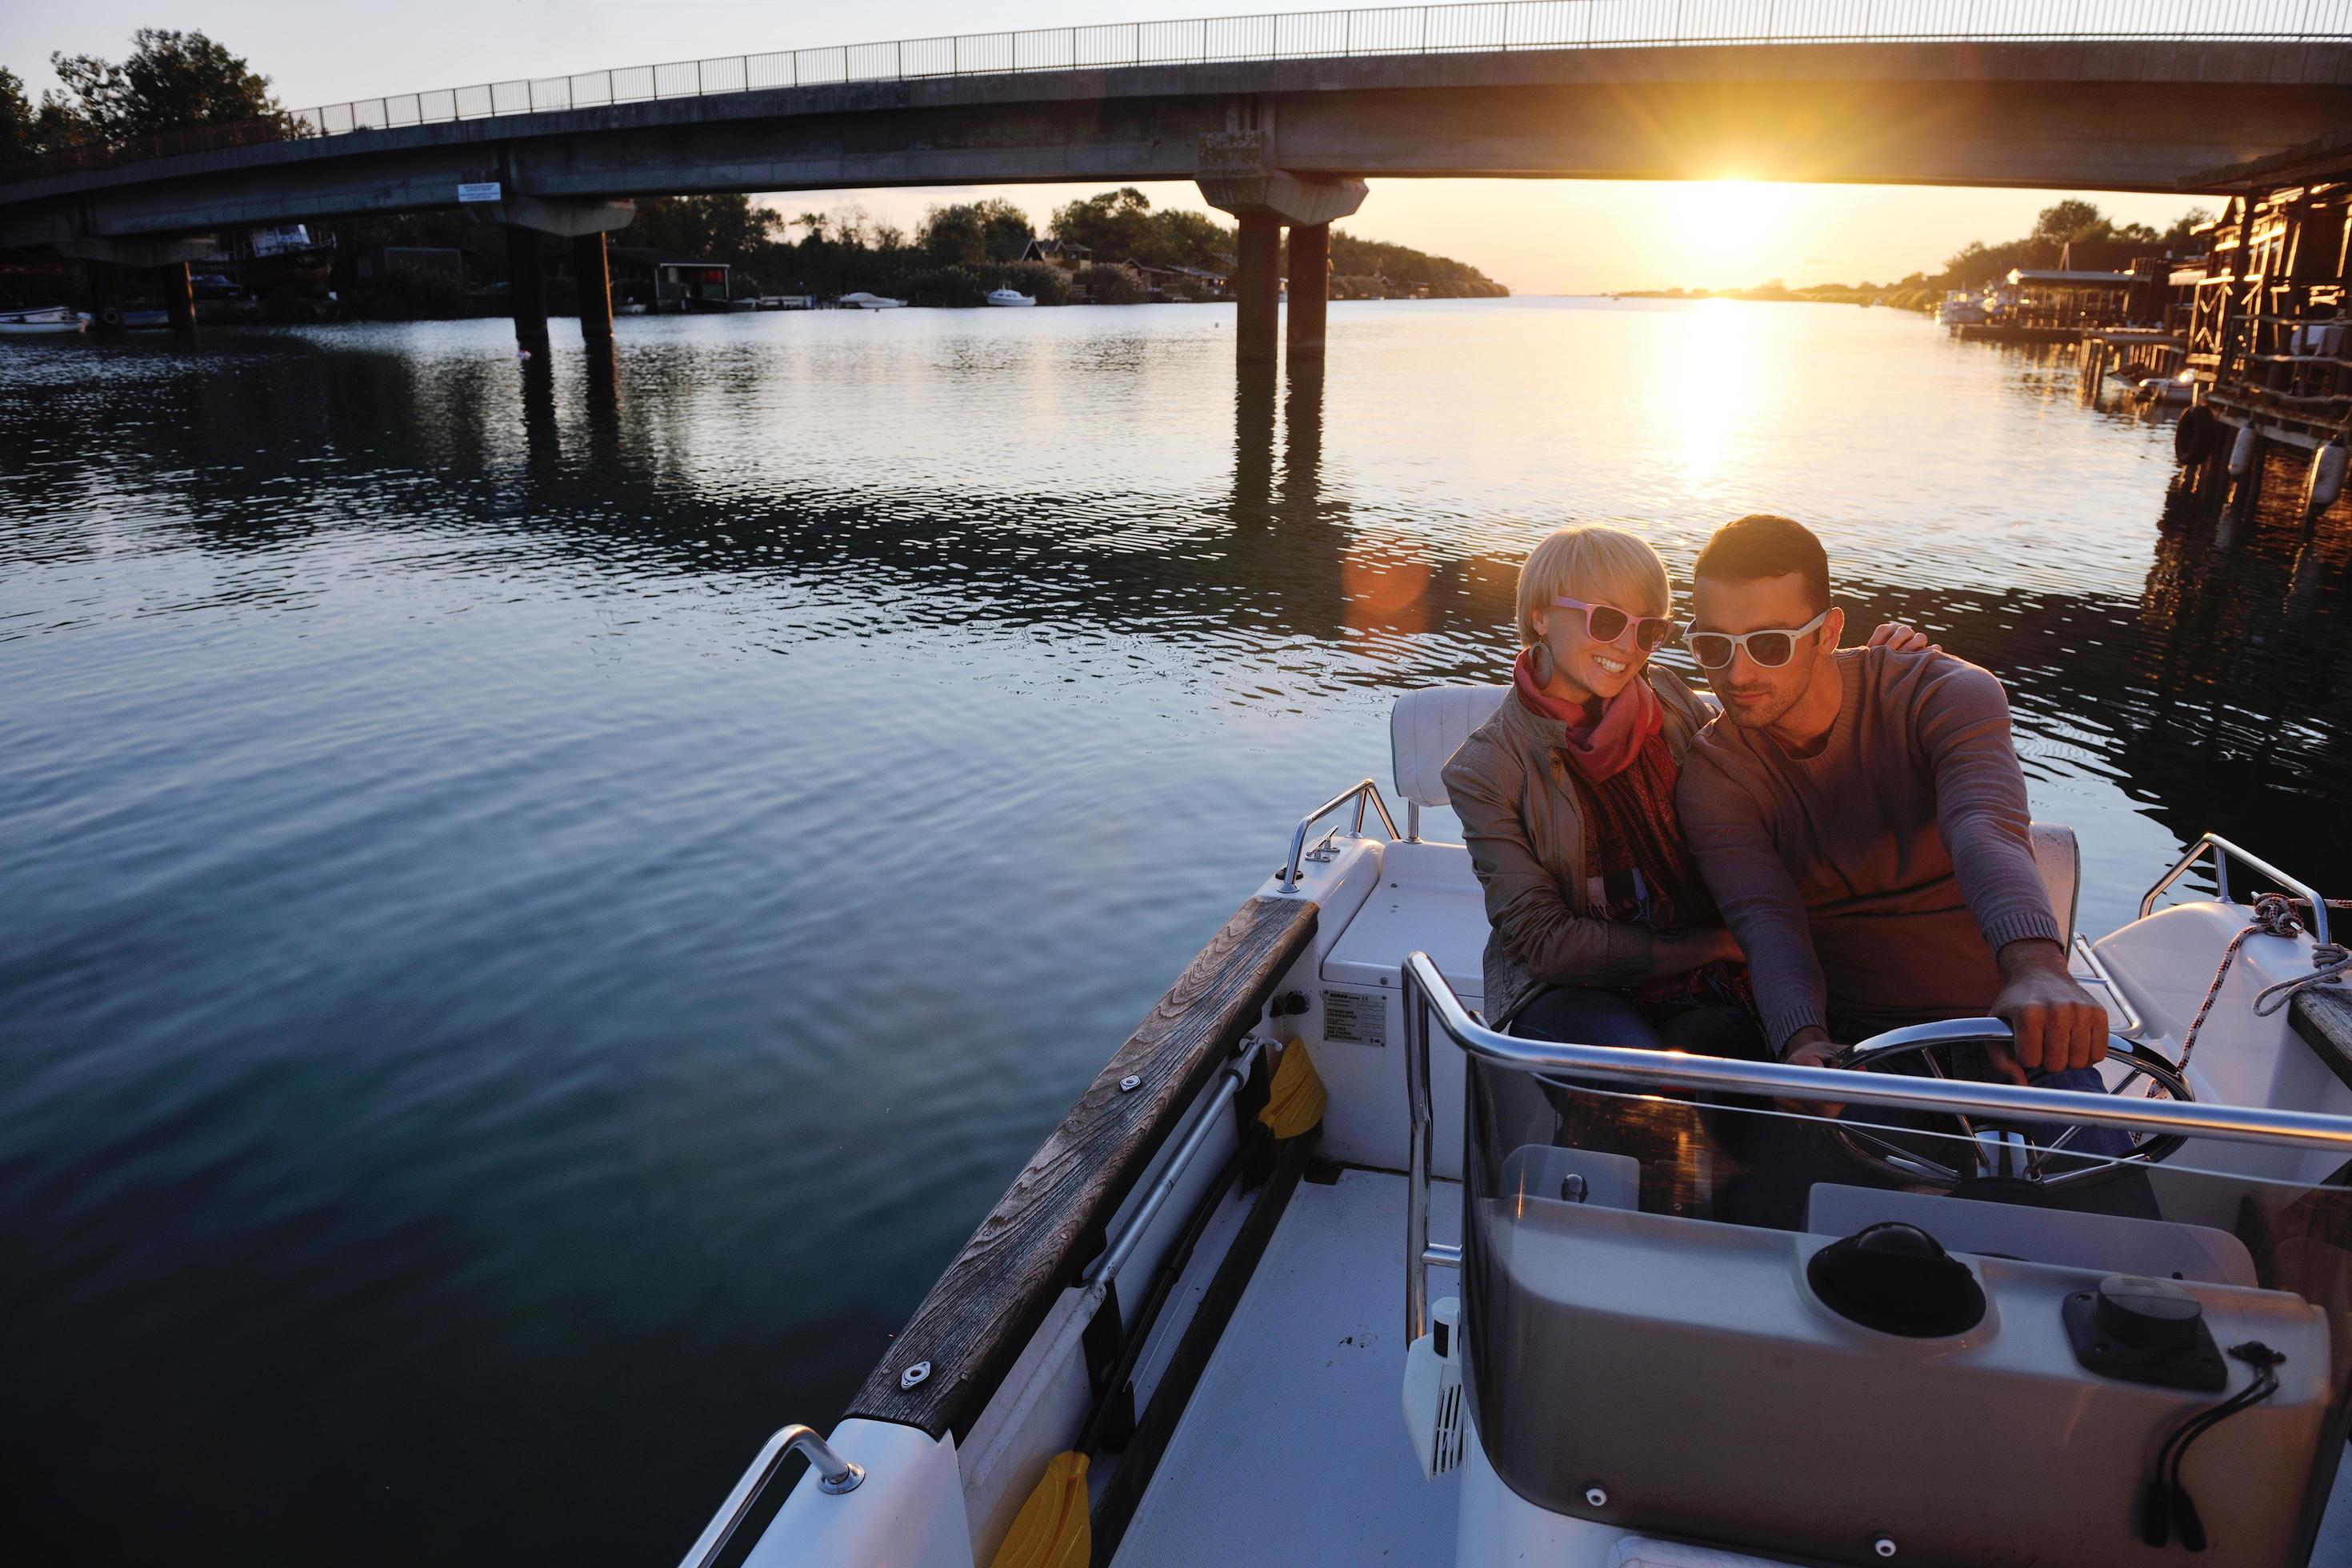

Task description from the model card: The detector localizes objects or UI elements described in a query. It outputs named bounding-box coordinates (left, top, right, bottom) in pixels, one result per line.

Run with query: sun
left=1666, top=178, right=1789, bottom=290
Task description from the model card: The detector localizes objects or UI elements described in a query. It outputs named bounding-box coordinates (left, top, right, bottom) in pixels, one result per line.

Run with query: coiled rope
left=2174, top=893, right=2352, bottom=1070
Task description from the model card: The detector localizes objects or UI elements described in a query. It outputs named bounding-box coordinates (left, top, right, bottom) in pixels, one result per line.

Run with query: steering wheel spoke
left=1828, top=1022, right=2193, bottom=1193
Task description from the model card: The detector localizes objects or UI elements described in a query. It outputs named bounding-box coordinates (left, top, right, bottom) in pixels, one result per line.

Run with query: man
left=1674, top=514, right=2106, bottom=1091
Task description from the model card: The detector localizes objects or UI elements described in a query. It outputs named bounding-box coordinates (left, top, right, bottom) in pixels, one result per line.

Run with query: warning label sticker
left=1322, top=988, right=1388, bottom=1048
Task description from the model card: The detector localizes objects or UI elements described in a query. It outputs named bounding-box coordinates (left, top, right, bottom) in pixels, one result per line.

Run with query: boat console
left=1454, top=1056, right=2343, bottom=1566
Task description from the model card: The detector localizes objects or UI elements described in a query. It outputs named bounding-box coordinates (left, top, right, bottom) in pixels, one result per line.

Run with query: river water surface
left=5, top=298, right=2350, bottom=1564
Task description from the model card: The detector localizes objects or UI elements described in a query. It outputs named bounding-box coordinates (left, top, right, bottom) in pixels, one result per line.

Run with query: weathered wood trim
left=845, top=894, right=1319, bottom=1439
left=2290, top=989, right=2352, bottom=1096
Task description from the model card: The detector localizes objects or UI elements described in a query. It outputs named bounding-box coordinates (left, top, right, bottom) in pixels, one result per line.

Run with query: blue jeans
left=1510, top=987, right=1765, bottom=1061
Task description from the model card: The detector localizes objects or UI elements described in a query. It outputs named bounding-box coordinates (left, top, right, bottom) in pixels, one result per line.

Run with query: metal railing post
left=1404, top=965, right=1434, bottom=1343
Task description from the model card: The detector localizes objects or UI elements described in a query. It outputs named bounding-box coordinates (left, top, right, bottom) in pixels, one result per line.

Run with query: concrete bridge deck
left=3, top=38, right=2349, bottom=250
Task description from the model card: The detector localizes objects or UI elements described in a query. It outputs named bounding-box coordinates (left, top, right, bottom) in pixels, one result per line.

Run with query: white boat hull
left=0, top=308, right=89, bottom=336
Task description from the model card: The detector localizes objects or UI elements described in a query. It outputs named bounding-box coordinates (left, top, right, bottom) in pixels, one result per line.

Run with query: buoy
left=989, top=1451, right=1089, bottom=1568
left=1257, top=1037, right=1327, bottom=1139
left=2305, top=438, right=2348, bottom=521
left=2228, top=421, right=2261, bottom=478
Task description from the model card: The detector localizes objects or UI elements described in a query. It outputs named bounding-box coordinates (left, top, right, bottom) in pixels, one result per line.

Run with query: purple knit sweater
left=1674, top=646, right=2061, bottom=1052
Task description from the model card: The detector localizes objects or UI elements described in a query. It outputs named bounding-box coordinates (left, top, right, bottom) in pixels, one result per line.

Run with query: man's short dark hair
left=1692, top=514, right=1830, bottom=614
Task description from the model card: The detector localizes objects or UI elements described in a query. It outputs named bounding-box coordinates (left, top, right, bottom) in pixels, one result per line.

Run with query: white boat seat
left=1390, top=685, right=1508, bottom=812
left=2029, top=822, right=2079, bottom=947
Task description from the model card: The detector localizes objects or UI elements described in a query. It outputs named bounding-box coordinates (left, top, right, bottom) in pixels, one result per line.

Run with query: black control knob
left=2094, top=1275, right=2205, bottom=1356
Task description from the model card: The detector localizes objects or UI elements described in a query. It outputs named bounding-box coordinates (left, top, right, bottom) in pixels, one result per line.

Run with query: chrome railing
left=678, top=1425, right=862, bottom=1568
left=2141, top=830, right=2330, bottom=948
left=1398, top=949, right=2352, bottom=1342
left=1278, top=780, right=1401, bottom=894
left=15, top=0, right=2349, bottom=182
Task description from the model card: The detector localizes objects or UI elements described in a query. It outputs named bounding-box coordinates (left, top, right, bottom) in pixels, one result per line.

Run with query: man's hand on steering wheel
left=1776, top=1026, right=1846, bottom=1118
left=1988, top=938, right=2108, bottom=1080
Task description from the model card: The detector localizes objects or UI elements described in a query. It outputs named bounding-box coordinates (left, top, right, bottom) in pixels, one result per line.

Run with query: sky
left=2, top=2, right=2212, bottom=295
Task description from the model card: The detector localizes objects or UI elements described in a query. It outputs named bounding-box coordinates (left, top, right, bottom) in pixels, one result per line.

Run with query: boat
left=0, top=306, right=88, bottom=336
left=757, top=294, right=815, bottom=310
left=120, top=307, right=169, bottom=330
left=682, top=686, right=2352, bottom=1568
left=1937, top=290, right=1990, bottom=328
left=986, top=289, right=1036, bottom=308
left=2136, top=370, right=2198, bottom=406
left=839, top=292, right=906, bottom=310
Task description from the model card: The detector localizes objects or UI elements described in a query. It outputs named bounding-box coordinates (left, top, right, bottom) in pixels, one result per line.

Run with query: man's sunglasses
left=1685, top=610, right=1833, bottom=670
left=1551, top=595, right=1679, bottom=654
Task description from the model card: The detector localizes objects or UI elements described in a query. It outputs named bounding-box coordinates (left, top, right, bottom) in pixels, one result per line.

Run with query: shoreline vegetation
left=343, top=187, right=1508, bottom=319
left=1610, top=199, right=2213, bottom=313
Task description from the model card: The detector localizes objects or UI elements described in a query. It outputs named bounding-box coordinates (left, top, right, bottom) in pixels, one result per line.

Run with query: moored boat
left=0, top=306, right=89, bottom=336
left=986, top=289, right=1037, bottom=308
left=840, top=292, right=906, bottom=310
left=682, top=687, right=2352, bottom=1568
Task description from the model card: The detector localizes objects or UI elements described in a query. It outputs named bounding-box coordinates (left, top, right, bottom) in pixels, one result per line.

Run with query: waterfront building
left=607, top=248, right=731, bottom=310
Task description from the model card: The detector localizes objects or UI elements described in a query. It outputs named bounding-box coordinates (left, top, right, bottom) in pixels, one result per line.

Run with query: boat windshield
left=1459, top=1050, right=2352, bottom=1567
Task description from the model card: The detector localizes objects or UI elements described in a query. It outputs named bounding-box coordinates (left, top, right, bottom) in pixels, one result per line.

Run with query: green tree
left=0, top=67, right=33, bottom=160
left=975, top=198, right=1034, bottom=262
left=1051, top=187, right=1159, bottom=263
left=46, top=28, right=278, bottom=140
left=921, top=202, right=987, bottom=266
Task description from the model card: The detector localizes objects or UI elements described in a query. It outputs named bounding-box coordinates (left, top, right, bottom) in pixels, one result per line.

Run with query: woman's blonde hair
left=1514, top=525, right=1671, bottom=648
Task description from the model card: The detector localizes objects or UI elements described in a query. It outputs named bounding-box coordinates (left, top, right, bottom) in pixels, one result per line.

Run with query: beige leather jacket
left=1440, top=669, right=1718, bottom=1028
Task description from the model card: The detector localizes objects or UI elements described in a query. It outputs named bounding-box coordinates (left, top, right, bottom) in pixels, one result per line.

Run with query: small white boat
left=0, top=306, right=89, bottom=337
left=2137, top=370, right=2198, bottom=405
left=758, top=294, right=816, bottom=311
left=839, top=292, right=906, bottom=310
left=985, top=289, right=1036, bottom=308
left=686, top=684, right=2352, bottom=1568
left=617, top=302, right=650, bottom=316
left=1937, top=290, right=1990, bottom=328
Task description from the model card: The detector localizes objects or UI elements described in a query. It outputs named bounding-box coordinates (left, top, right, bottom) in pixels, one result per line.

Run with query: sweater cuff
left=1981, top=910, right=2063, bottom=955
left=1765, top=1003, right=1829, bottom=1057
left=1596, top=921, right=1654, bottom=989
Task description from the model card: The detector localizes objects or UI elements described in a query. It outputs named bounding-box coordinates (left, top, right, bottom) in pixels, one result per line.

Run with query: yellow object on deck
left=1257, top=1037, right=1327, bottom=1139
left=990, top=1450, right=1090, bottom=1568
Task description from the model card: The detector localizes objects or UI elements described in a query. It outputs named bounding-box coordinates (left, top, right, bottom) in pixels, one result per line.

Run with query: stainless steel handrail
left=1083, top=1035, right=1266, bottom=1287
left=2071, top=932, right=2146, bottom=1039
left=678, top=1425, right=863, bottom=1568
left=1277, top=779, right=1402, bottom=894
left=1400, top=950, right=2352, bottom=1342
left=2140, top=830, right=2330, bottom=948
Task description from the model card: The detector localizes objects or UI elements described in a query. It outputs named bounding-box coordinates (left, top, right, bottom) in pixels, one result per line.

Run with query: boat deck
left=1113, top=1165, right=1461, bottom=1567
left=1111, top=1166, right=2352, bottom=1568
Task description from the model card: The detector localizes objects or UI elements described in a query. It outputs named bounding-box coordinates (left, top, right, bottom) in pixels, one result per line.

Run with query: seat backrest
left=2030, top=821, right=2079, bottom=947
left=1391, top=686, right=1509, bottom=810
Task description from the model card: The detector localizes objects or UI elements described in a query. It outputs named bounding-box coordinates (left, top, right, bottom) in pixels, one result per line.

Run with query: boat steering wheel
left=1823, top=1018, right=2194, bottom=1193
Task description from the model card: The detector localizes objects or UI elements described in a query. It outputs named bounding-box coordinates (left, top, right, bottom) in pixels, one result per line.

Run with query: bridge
left=5, top=0, right=2347, bottom=366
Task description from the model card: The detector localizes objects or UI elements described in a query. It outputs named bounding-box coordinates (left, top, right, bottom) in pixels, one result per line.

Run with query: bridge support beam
left=1286, top=222, right=1330, bottom=363
left=1235, top=214, right=1281, bottom=367
left=573, top=233, right=614, bottom=353
left=506, top=226, right=551, bottom=358
left=156, top=262, right=196, bottom=330
left=1198, top=135, right=1365, bottom=368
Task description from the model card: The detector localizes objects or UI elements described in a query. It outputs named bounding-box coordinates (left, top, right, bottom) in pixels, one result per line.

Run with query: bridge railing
left=11, top=0, right=2350, bottom=183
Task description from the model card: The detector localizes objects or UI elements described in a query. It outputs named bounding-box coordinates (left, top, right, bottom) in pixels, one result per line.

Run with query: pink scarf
left=1513, top=647, right=1662, bottom=783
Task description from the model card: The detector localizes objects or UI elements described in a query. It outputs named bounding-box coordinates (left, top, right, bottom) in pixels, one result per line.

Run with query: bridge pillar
left=156, top=262, right=196, bottom=330
left=506, top=226, right=551, bottom=358
left=1286, top=222, right=1330, bottom=362
left=1197, top=133, right=1366, bottom=369
left=1236, top=214, right=1282, bottom=367
left=572, top=233, right=614, bottom=352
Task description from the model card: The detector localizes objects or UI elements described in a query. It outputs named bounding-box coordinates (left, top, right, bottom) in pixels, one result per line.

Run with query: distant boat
left=122, top=308, right=170, bottom=330
left=758, top=294, right=815, bottom=310
left=986, top=288, right=1036, bottom=308
left=0, top=306, right=88, bottom=336
left=838, top=292, right=906, bottom=310
left=617, top=302, right=650, bottom=315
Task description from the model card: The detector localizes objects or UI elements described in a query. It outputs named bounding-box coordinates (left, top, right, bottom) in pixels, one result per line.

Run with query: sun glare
left=1668, top=179, right=1787, bottom=290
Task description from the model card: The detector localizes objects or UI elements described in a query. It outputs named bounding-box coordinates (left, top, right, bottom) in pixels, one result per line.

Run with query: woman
left=1442, top=523, right=1924, bottom=1058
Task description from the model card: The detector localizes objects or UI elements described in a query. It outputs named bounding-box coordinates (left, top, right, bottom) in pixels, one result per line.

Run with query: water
left=2, top=299, right=2348, bottom=1564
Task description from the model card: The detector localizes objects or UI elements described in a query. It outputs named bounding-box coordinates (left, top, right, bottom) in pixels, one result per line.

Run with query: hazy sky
left=4, top=2, right=2210, bottom=294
